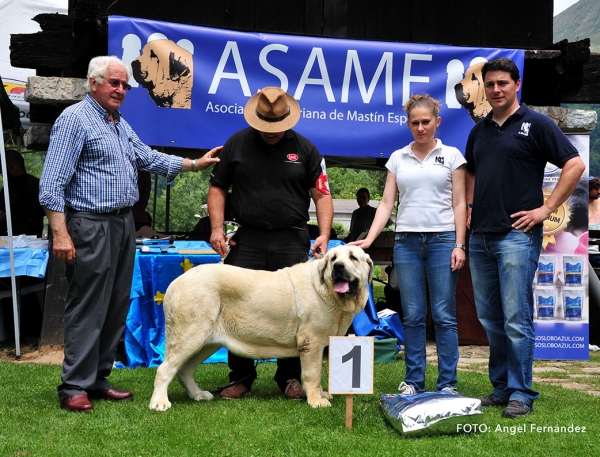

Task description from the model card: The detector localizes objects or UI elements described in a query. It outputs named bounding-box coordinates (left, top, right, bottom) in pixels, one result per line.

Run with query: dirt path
left=427, top=343, right=600, bottom=397
left=0, top=341, right=64, bottom=364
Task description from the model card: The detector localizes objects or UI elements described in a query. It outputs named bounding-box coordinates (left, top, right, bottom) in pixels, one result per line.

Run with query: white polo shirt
left=386, top=139, right=466, bottom=232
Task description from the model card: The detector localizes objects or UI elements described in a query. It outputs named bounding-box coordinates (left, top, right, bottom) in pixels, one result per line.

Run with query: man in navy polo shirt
left=208, top=87, right=334, bottom=401
left=465, top=57, right=585, bottom=418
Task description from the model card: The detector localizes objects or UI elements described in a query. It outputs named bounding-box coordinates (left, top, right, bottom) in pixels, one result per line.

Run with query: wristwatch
left=466, top=204, right=473, bottom=210
left=454, top=243, right=466, bottom=250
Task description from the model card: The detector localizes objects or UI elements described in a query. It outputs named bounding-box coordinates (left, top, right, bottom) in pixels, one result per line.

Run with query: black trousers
left=58, top=209, right=135, bottom=400
left=224, top=224, right=310, bottom=392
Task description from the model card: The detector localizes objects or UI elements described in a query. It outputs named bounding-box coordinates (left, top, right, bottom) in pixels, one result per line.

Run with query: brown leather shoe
left=89, top=388, right=133, bottom=402
left=284, top=379, right=307, bottom=400
left=60, top=394, right=93, bottom=412
left=219, top=383, right=249, bottom=399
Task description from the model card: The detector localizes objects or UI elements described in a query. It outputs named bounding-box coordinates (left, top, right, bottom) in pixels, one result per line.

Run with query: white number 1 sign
left=328, top=336, right=374, bottom=395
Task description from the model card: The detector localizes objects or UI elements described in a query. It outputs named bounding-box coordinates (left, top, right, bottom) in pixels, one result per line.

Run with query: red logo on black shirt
left=287, top=154, right=298, bottom=161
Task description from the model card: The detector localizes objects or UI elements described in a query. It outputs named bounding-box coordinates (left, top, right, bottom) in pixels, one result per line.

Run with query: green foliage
left=0, top=150, right=46, bottom=187
left=153, top=172, right=211, bottom=232
left=22, top=152, right=46, bottom=178
left=332, top=221, right=348, bottom=236
left=5, top=146, right=386, bottom=234
left=2, top=142, right=390, bottom=233
left=150, top=167, right=388, bottom=233
left=327, top=168, right=386, bottom=199
left=308, top=221, right=348, bottom=236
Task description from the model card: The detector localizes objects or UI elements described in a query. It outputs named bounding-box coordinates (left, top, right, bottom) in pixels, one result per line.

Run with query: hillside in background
left=554, top=0, right=600, bottom=52
left=554, top=0, right=600, bottom=177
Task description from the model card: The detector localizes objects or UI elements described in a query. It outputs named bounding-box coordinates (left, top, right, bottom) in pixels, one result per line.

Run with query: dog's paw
left=308, top=396, right=332, bottom=408
left=319, top=388, right=332, bottom=400
left=149, top=399, right=172, bottom=411
left=190, top=390, right=214, bottom=401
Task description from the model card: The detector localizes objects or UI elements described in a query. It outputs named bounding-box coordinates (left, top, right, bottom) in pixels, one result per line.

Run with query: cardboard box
left=365, top=232, right=394, bottom=263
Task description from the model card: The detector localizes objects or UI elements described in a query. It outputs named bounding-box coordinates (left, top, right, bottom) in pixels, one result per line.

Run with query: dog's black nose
left=333, top=262, right=346, bottom=273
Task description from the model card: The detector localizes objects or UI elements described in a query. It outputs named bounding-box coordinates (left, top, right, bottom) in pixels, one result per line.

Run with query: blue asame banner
left=108, top=16, right=524, bottom=158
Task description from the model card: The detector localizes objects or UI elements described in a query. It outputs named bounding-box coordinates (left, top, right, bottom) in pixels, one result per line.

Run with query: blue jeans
left=393, top=232, right=459, bottom=391
left=469, top=227, right=542, bottom=407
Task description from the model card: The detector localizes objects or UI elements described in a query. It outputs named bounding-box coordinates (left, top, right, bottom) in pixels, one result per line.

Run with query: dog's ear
left=366, top=255, right=374, bottom=284
left=169, top=51, right=191, bottom=79
left=318, top=253, right=329, bottom=284
left=454, top=62, right=489, bottom=124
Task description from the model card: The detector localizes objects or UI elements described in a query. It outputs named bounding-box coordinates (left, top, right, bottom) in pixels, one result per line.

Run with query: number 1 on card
left=328, top=336, right=374, bottom=395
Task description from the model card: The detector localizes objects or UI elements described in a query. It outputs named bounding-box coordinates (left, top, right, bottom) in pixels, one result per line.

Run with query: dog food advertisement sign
left=533, top=135, right=590, bottom=361
left=108, top=15, right=524, bottom=158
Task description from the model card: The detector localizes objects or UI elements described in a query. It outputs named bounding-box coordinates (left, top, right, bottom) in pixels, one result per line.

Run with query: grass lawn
left=0, top=357, right=598, bottom=457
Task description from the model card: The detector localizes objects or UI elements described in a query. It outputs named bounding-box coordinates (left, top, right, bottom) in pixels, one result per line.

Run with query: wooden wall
left=11, top=0, right=594, bottom=120
left=92, top=0, right=553, bottom=50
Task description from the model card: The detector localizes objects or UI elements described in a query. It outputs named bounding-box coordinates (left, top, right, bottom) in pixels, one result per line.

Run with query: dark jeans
left=469, top=227, right=542, bottom=407
left=224, top=224, right=310, bottom=392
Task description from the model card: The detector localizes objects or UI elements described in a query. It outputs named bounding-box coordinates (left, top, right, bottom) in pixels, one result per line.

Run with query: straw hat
left=244, top=87, right=300, bottom=133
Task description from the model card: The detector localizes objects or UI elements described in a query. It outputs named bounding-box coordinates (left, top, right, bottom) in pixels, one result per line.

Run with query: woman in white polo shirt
left=349, top=94, right=466, bottom=395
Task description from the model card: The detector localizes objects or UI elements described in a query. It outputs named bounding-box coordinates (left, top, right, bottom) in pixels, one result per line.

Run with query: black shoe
left=502, top=400, right=533, bottom=418
left=480, top=393, right=508, bottom=407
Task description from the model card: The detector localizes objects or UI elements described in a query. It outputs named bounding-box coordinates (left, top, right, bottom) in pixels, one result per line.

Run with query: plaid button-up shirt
left=40, top=94, right=183, bottom=213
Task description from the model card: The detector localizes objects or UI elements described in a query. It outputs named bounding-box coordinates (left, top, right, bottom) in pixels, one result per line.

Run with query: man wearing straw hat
left=208, top=86, right=334, bottom=400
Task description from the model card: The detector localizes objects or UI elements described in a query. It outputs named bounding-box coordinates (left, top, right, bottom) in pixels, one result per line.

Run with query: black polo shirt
left=465, top=104, right=580, bottom=233
left=210, top=128, right=323, bottom=229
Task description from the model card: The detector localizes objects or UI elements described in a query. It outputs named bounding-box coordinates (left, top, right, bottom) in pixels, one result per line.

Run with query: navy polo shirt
left=465, top=104, right=579, bottom=233
left=210, top=128, right=323, bottom=229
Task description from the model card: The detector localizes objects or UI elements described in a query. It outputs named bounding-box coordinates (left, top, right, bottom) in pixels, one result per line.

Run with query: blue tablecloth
left=121, top=238, right=403, bottom=368
left=0, top=245, right=49, bottom=278
left=122, top=240, right=221, bottom=368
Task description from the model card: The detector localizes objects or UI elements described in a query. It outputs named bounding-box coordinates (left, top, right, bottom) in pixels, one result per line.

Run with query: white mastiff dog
left=149, top=245, right=373, bottom=411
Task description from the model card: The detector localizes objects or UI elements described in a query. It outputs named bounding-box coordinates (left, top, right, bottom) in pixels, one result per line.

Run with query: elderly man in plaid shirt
left=40, top=55, right=221, bottom=412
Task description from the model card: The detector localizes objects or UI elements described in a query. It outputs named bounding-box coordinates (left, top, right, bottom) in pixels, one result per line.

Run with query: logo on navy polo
left=518, top=122, right=531, bottom=136
left=435, top=156, right=445, bottom=166
left=287, top=154, right=299, bottom=161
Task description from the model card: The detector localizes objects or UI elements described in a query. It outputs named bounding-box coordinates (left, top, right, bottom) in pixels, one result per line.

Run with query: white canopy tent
left=0, top=0, right=68, bottom=129
left=1, top=0, right=67, bottom=356
left=0, top=109, right=22, bottom=358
